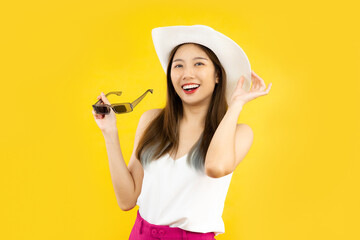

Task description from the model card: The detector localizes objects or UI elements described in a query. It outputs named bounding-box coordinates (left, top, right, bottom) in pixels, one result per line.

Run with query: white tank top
left=136, top=152, right=233, bottom=236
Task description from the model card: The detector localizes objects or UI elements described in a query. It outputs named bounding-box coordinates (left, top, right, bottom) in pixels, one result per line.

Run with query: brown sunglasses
left=92, top=89, right=153, bottom=115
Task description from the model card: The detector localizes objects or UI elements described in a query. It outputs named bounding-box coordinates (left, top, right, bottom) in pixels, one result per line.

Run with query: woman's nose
left=182, top=66, right=194, bottom=77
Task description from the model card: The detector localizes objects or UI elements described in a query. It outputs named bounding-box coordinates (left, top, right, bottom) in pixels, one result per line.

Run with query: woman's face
left=170, top=44, right=218, bottom=105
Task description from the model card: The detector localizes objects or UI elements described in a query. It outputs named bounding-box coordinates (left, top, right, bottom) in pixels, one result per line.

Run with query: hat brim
left=152, top=25, right=251, bottom=104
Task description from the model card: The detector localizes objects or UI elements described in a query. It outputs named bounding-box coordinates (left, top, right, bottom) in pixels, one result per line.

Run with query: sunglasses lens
left=113, top=105, right=129, bottom=113
left=93, top=105, right=110, bottom=114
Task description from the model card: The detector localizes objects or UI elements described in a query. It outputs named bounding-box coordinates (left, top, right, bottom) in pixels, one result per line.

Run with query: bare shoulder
left=140, top=108, right=162, bottom=128
left=142, top=108, right=162, bottom=120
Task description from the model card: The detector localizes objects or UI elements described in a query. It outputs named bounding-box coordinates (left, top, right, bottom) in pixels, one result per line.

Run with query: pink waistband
left=135, top=210, right=215, bottom=239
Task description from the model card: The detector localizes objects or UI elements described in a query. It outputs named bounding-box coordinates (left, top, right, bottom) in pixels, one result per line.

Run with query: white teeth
left=182, top=84, right=200, bottom=90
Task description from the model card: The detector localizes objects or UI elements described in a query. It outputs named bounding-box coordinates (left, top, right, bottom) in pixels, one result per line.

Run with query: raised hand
left=92, top=92, right=118, bottom=133
left=229, top=70, right=272, bottom=108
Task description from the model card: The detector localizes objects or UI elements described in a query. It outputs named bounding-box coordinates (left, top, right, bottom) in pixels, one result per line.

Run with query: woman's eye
left=174, top=62, right=203, bottom=68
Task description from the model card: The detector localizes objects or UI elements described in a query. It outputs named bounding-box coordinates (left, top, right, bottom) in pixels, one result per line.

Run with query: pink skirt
left=129, top=210, right=216, bottom=240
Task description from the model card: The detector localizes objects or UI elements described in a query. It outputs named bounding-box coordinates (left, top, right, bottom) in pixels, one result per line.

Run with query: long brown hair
left=135, top=43, right=228, bottom=174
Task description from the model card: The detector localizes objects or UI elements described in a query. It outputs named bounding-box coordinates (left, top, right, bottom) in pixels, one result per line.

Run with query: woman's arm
left=205, top=102, right=246, bottom=178
left=103, top=129, right=136, bottom=211
left=205, top=72, right=271, bottom=178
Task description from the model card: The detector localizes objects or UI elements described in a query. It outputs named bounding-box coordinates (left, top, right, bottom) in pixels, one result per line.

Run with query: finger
left=92, top=109, right=100, bottom=119
left=250, top=75, right=256, bottom=91
left=237, top=76, right=245, bottom=89
left=266, top=83, right=272, bottom=93
left=96, top=95, right=105, bottom=105
left=92, top=109, right=104, bottom=119
left=255, top=76, right=260, bottom=91
left=257, top=83, right=272, bottom=96
left=92, top=109, right=99, bottom=117
left=259, top=82, right=267, bottom=91
left=250, top=71, right=258, bottom=91
left=99, top=92, right=111, bottom=105
left=252, top=75, right=259, bottom=91
left=255, top=75, right=262, bottom=91
left=252, top=70, right=266, bottom=91
left=250, top=71, right=256, bottom=90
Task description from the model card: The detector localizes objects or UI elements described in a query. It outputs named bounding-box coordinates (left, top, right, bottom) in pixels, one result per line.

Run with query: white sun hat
left=151, top=24, right=251, bottom=104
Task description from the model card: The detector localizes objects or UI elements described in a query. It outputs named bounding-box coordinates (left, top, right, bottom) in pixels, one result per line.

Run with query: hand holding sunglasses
left=92, top=89, right=153, bottom=115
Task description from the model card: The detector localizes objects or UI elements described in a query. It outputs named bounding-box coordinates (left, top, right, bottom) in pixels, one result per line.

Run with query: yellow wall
left=1, top=0, right=359, bottom=239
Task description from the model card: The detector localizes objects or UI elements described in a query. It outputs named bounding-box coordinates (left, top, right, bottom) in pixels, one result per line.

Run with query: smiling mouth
left=183, top=86, right=200, bottom=91
left=182, top=84, right=200, bottom=91
left=182, top=85, right=200, bottom=94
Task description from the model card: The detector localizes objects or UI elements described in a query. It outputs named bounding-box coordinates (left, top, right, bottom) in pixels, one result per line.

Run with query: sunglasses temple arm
left=131, top=89, right=153, bottom=108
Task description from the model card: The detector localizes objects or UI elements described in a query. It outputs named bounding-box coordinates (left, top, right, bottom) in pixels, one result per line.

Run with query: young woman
left=92, top=25, right=272, bottom=240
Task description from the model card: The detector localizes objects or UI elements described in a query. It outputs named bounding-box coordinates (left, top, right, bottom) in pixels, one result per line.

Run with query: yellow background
left=1, top=0, right=359, bottom=239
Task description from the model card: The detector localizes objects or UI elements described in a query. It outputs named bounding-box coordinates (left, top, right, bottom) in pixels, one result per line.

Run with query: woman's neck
left=181, top=104, right=209, bottom=128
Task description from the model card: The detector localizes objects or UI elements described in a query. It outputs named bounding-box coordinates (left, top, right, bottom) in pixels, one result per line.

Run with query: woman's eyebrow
left=173, top=57, right=208, bottom=62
